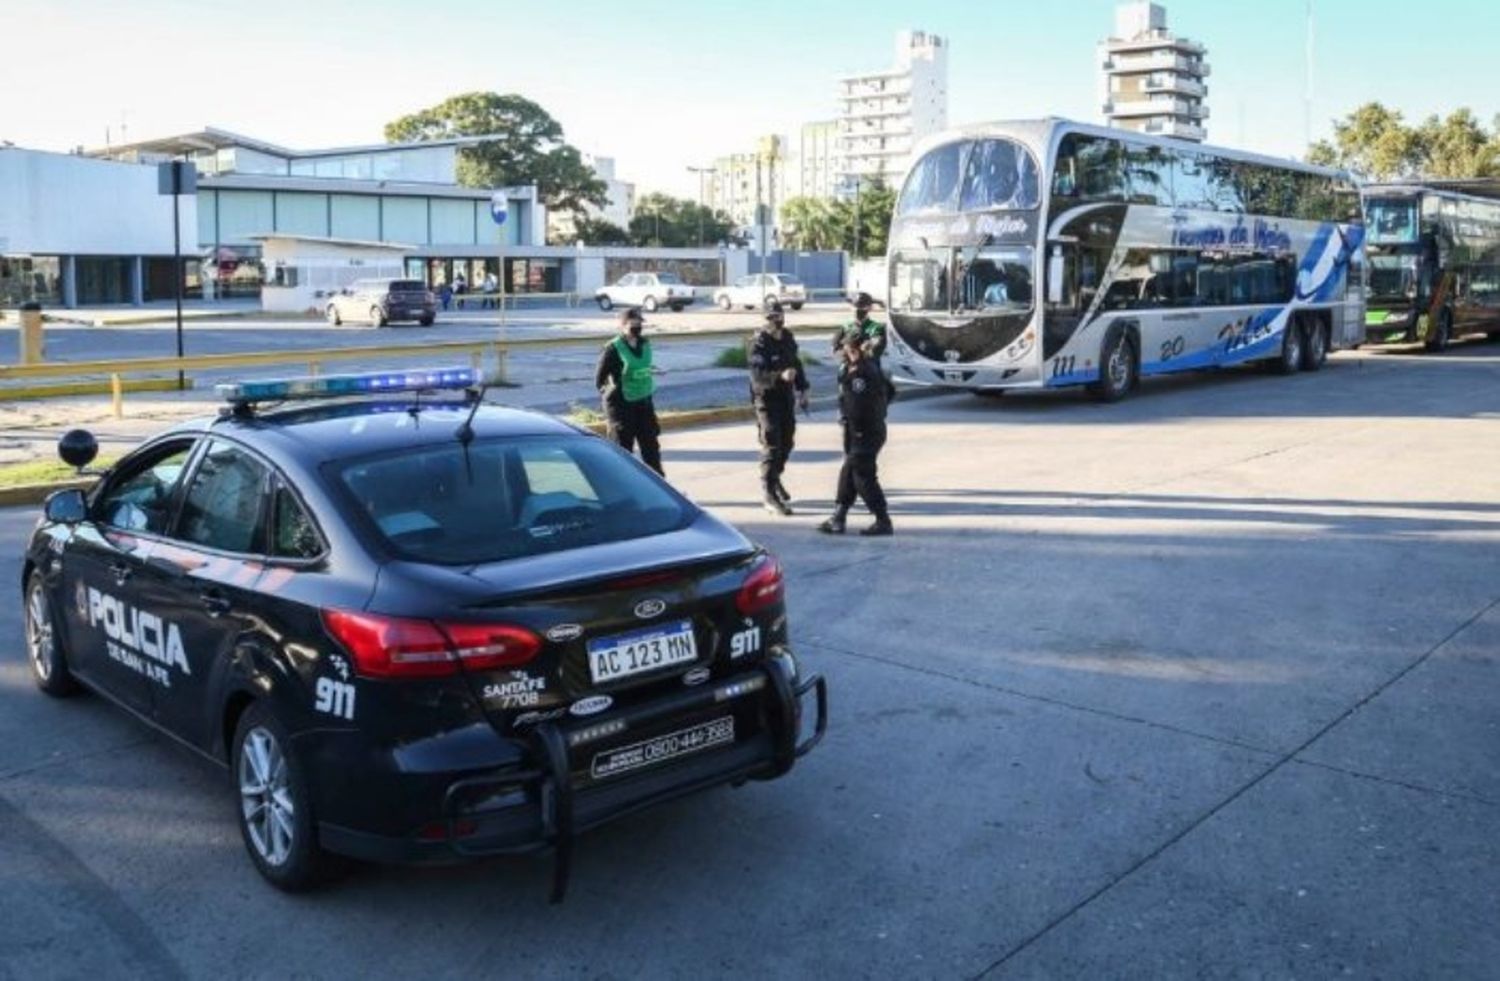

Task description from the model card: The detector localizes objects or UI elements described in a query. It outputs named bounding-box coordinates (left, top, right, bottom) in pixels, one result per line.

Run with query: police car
left=22, top=368, right=825, bottom=896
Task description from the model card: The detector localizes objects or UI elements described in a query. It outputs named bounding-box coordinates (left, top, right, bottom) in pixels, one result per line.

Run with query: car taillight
left=321, top=610, right=540, bottom=679
left=736, top=554, right=784, bottom=615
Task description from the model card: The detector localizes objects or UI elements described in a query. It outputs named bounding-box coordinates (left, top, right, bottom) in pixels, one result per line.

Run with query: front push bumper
left=320, top=657, right=827, bottom=901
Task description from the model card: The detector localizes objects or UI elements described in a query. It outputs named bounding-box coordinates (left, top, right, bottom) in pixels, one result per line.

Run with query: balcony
left=842, top=100, right=911, bottom=121
left=1141, top=75, right=1207, bottom=98
left=1104, top=52, right=1209, bottom=77
left=1105, top=96, right=1207, bottom=119
left=1140, top=119, right=1207, bottom=141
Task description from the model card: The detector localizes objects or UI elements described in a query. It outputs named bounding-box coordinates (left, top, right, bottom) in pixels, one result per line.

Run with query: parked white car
left=594, top=272, right=697, bottom=312
left=712, top=273, right=808, bottom=311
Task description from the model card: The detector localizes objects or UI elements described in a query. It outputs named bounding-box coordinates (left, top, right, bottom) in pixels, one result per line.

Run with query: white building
left=1099, top=2, right=1210, bottom=142
left=836, top=30, right=948, bottom=195
left=790, top=120, right=841, bottom=202
left=708, top=135, right=786, bottom=249
left=547, top=153, right=636, bottom=242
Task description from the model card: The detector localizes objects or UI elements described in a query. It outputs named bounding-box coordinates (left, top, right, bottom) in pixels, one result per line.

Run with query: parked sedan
left=594, top=272, right=697, bottom=313
left=713, top=274, right=808, bottom=312
left=325, top=279, right=436, bottom=327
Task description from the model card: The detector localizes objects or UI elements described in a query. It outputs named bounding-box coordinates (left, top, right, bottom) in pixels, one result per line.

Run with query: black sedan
left=22, top=369, right=825, bottom=896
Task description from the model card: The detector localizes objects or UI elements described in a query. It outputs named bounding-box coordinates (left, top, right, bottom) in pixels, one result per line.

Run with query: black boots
left=763, top=482, right=793, bottom=516
left=859, top=516, right=894, bottom=537
left=817, top=508, right=847, bottom=534
left=772, top=479, right=792, bottom=505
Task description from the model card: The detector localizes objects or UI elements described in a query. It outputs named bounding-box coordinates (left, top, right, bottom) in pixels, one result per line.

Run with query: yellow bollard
left=110, top=373, right=123, bottom=419
left=496, top=345, right=509, bottom=385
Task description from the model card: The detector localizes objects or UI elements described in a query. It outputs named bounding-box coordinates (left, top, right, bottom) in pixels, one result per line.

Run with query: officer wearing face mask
left=748, top=303, right=809, bottom=515
left=595, top=307, right=664, bottom=475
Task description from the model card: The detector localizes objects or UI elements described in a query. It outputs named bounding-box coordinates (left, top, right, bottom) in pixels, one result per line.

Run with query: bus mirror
left=1047, top=246, right=1066, bottom=305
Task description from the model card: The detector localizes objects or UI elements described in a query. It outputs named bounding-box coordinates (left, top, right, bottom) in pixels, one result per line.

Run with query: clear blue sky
left=3, top=0, right=1495, bottom=197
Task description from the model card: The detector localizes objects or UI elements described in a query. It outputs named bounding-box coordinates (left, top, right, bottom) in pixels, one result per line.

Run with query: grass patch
left=0, top=455, right=117, bottom=489
left=566, top=403, right=603, bottom=425
left=800, top=352, right=822, bottom=367
left=713, top=346, right=750, bottom=369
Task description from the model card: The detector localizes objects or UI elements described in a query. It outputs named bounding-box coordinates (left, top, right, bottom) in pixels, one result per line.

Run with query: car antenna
left=456, top=383, right=488, bottom=445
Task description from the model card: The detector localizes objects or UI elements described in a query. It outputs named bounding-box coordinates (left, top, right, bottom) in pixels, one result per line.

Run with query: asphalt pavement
left=0, top=340, right=1497, bottom=977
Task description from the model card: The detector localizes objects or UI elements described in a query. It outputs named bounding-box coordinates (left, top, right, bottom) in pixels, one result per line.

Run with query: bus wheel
left=1089, top=332, right=1136, bottom=402
left=1272, top=320, right=1304, bottom=375
left=1424, top=309, right=1453, bottom=353
left=1300, top=319, right=1329, bottom=372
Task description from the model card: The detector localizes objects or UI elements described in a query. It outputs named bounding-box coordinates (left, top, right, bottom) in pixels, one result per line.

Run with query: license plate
left=591, top=716, right=735, bottom=780
left=587, top=619, right=697, bottom=683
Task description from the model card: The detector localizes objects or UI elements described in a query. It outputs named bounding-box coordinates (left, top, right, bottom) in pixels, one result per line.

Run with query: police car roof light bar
left=215, top=367, right=482, bottom=406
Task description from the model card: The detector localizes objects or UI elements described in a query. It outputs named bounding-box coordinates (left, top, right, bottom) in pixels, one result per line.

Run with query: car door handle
left=198, top=590, right=231, bottom=618
left=108, top=561, right=133, bottom=585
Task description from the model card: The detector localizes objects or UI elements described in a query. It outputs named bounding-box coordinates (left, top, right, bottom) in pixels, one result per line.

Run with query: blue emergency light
left=216, top=367, right=481, bottom=405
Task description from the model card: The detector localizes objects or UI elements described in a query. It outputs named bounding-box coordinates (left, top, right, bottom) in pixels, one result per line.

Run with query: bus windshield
left=1368, top=251, right=1419, bottom=302
left=897, top=138, right=1040, bottom=217
left=1367, top=198, right=1419, bottom=244
left=891, top=246, right=1035, bottom=315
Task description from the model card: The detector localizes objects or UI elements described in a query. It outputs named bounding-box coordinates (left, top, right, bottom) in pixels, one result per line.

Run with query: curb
left=1, top=377, right=192, bottom=400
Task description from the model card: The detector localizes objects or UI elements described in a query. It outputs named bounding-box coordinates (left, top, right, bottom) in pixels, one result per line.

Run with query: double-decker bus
left=884, top=119, right=1365, bottom=400
left=1363, top=182, right=1500, bottom=351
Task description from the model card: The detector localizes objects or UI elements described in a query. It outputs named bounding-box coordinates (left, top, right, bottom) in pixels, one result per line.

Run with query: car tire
left=642, top=296, right=659, bottom=313
left=1301, top=318, right=1329, bottom=372
left=418, top=315, right=435, bottom=327
left=325, top=305, right=341, bottom=326
left=25, top=571, right=78, bottom=697
left=790, top=303, right=804, bottom=311
left=233, top=700, right=331, bottom=892
left=1425, top=308, right=1453, bottom=353
left=597, top=295, right=613, bottom=311
left=716, top=295, right=732, bottom=311
left=369, top=307, right=386, bottom=328
left=1088, top=331, right=1137, bottom=402
left=1271, top=319, right=1304, bottom=374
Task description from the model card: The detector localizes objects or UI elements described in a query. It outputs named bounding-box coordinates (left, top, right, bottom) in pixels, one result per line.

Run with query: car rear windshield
left=655, top=273, right=682, bottom=284
left=777, top=275, right=803, bottom=285
left=389, top=280, right=427, bottom=293
left=334, top=435, right=693, bottom=565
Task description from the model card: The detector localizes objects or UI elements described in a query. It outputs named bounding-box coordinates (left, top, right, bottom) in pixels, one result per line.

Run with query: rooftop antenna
left=455, top=383, right=488, bottom=445
left=1304, top=0, right=1315, bottom=153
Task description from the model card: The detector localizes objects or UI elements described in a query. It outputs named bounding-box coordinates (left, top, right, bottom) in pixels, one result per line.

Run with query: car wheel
left=716, top=295, right=732, bottom=311
left=1425, top=308, right=1453, bottom=353
left=597, top=295, right=613, bottom=312
left=325, top=305, right=341, bottom=326
left=1272, top=319, right=1304, bottom=374
left=25, top=571, right=77, bottom=697
left=642, top=296, right=659, bottom=313
left=1301, top=318, right=1329, bottom=371
left=369, top=306, right=386, bottom=328
left=418, top=315, right=435, bottom=327
left=669, top=303, right=684, bottom=312
left=233, top=701, right=330, bottom=892
left=1088, top=331, right=1137, bottom=402
left=790, top=303, right=804, bottom=311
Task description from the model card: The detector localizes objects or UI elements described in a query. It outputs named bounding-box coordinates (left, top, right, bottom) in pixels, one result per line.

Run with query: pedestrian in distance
left=595, top=307, right=664, bottom=476
left=819, top=332, right=893, bottom=537
left=749, top=303, right=810, bottom=516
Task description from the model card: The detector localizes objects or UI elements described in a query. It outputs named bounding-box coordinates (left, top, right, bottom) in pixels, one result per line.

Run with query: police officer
left=595, top=307, right=664, bottom=475
left=749, top=304, right=809, bottom=516
left=834, top=291, right=887, bottom=364
left=819, top=332, right=893, bottom=537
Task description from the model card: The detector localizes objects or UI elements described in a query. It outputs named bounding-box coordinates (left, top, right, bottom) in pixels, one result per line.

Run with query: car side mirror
left=44, top=488, right=87, bottom=525
left=57, top=429, right=98, bottom=471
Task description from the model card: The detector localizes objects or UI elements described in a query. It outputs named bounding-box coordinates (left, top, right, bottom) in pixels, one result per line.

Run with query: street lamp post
left=687, top=166, right=712, bottom=247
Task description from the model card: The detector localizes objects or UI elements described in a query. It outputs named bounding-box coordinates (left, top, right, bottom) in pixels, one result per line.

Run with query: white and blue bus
left=884, top=119, right=1365, bottom=400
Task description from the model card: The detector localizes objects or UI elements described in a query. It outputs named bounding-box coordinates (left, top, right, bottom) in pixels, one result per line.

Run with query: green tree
left=844, top=180, right=897, bottom=258
left=1306, top=102, right=1423, bottom=180
left=564, top=216, right=631, bottom=246
left=781, top=196, right=841, bottom=251
left=1418, top=108, right=1500, bottom=178
left=385, top=92, right=607, bottom=215
left=628, top=193, right=735, bottom=247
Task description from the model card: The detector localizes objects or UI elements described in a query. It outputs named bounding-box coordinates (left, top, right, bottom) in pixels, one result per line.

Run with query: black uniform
left=748, top=327, right=809, bottom=496
left=834, top=354, right=889, bottom=523
left=595, top=337, right=664, bottom=475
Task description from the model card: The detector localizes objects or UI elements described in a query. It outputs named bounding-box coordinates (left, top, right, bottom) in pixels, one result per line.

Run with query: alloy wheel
left=26, top=583, right=54, bottom=682
left=239, top=727, right=295, bottom=867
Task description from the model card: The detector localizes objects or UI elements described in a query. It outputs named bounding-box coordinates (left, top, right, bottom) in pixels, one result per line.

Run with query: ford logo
left=546, top=623, right=584, bottom=642
left=569, top=695, right=613, bottom=717
left=682, top=667, right=711, bottom=687
left=634, top=598, right=667, bottom=619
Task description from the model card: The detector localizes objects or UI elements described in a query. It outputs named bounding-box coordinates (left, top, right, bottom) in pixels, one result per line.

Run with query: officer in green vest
left=834, top=292, right=887, bottom=364
left=595, top=307, right=664, bottom=475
